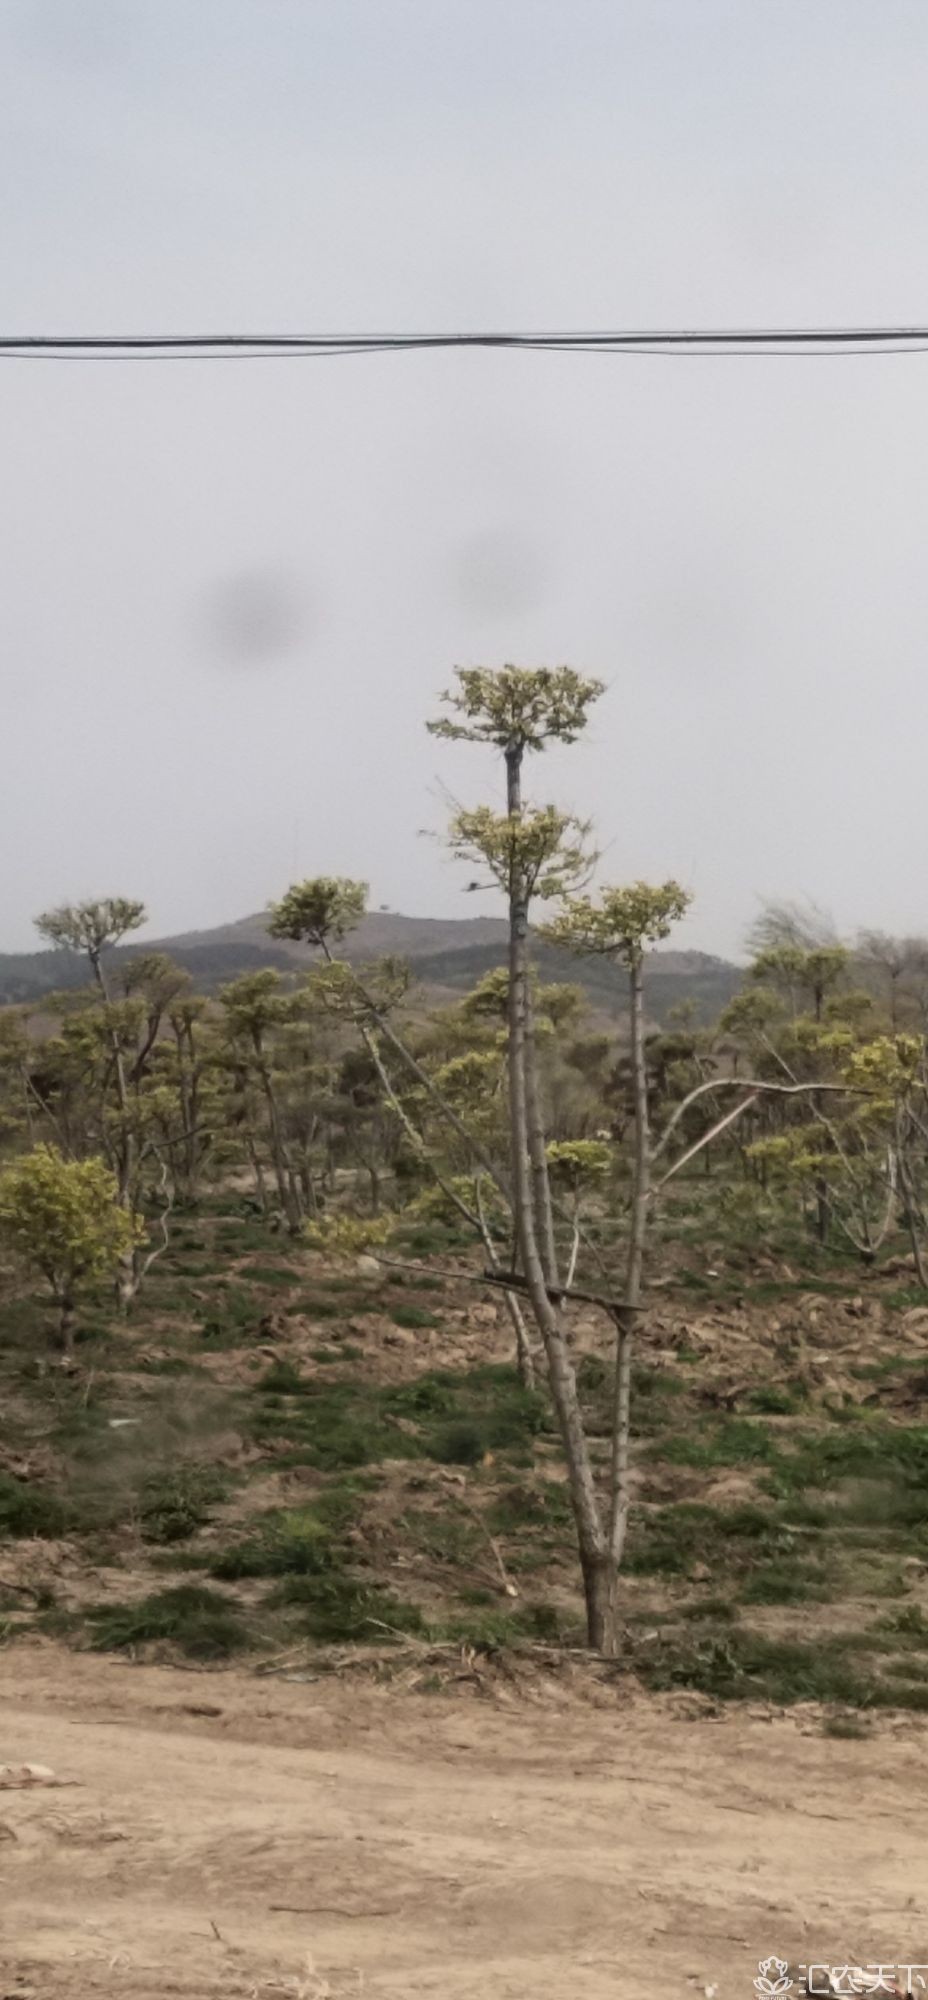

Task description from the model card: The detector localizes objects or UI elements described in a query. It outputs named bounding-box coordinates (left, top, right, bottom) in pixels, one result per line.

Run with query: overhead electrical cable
left=4, top=325, right=928, bottom=361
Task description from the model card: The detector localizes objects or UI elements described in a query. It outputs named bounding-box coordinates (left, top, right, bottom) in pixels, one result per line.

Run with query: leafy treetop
left=542, top=881, right=691, bottom=968
left=268, top=877, right=368, bottom=950
left=448, top=805, right=593, bottom=902
left=35, top=899, right=147, bottom=963
left=427, top=665, right=605, bottom=754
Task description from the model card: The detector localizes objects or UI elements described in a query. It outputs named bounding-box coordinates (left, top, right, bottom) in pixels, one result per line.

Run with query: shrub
left=138, top=1466, right=227, bottom=1545
left=88, top=1584, right=248, bottom=1659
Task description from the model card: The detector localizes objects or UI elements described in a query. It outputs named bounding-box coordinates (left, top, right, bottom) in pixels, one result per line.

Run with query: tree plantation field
left=3, top=1194, right=928, bottom=1715
left=7, top=669, right=928, bottom=1991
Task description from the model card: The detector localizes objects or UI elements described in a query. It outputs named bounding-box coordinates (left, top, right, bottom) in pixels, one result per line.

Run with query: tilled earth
left=0, top=1643, right=925, bottom=1999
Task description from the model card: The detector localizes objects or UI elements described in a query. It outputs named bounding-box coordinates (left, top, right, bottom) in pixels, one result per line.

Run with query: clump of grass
left=390, top=1304, right=439, bottom=1330
left=433, top=1420, right=486, bottom=1466
left=88, top=1584, right=249, bottom=1660
left=635, top=1625, right=928, bottom=1711
left=876, top=1603, right=928, bottom=1638
left=487, top=1480, right=573, bottom=1533
left=254, top=1363, right=548, bottom=1474
left=739, top=1561, right=833, bottom=1606
left=745, top=1385, right=805, bottom=1416
left=681, top=1596, right=739, bottom=1622
left=0, top=1473, right=68, bottom=1539
left=258, top=1359, right=311, bottom=1395
left=138, top=1465, right=227, bottom=1545
left=269, top=1573, right=425, bottom=1642
left=245, top=1265, right=299, bottom=1290
left=660, top=1419, right=777, bottom=1470
left=625, top=1500, right=792, bottom=1578
left=212, top=1508, right=338, bottom=1580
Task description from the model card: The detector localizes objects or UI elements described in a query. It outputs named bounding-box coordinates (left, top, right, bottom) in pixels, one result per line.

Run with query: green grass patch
left=252, top=1363, right=548, bottom=1473
left=268, top=1573, right=425, bottom=1642
left=390, top=1304, right=439, bottom=1330
left=0, top=1473, right=68, bottom=1539
left=87, top=1584, right=249, bottom=1660
left=138, top=1465, right=228, bottom=1544
left=212, top=1507, right=339, bottom=1580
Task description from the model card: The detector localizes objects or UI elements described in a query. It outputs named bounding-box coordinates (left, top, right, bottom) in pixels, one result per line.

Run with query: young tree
left=543, top=883, right=691, bottom=1569
left=430, top=667, right=605, bottom=1289
left=34, top=900, right=147, bottom=1184
left=430, top=667, right=636, bottom=1646
left=0, top=1144, right=143, bottom=1353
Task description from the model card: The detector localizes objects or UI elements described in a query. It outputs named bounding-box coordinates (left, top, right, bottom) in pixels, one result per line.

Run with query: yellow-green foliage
left=427, top=665, right=605, bottom=751
left=545, top=1139, right=612, bottom=1190
left=448, top=804, right=592, bottom=900
left=410, top=1173, right=509, bottom=1230
left=0, top=1145, right=143, bottom=1300
left=304, top=1213, right=392, bottom=1257
left=542, top=880, right=691, bottom=966
left=268, top=876, right=368, bottom=949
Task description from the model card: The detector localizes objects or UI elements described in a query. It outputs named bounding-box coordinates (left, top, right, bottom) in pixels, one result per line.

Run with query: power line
left=4, top=325, right=928, bottom=360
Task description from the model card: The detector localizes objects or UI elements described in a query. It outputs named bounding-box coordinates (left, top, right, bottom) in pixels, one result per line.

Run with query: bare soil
left=1, top=1642, right=925, bottom=2000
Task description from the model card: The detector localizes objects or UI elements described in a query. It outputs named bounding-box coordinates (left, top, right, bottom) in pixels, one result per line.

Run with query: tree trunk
left=580, top=1545, right=619, bottom=1656
left=504, top=743, right=611, bottom=1651
left=610, top=956, right=650, bottom=1568
left=815, top=1180, right=829, bottom=1244
left=247, top=1138, right=269, bottom=1212
left=524, top=986, right=559, bottom=1285
left=257, top=1051, right=303, bottom=1235
left=58, top=1290, right=75, bottom=1357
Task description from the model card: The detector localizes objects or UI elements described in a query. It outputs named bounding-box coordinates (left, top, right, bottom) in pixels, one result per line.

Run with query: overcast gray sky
left=2, top=0, right=928, bottom=960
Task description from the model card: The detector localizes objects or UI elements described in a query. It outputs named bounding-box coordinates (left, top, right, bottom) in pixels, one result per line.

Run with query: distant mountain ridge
left=0, top=910, right=742, bottom=1026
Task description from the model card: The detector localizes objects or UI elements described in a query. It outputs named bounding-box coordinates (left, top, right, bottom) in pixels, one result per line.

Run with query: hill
left=0, top=910, right=741, bottom=1026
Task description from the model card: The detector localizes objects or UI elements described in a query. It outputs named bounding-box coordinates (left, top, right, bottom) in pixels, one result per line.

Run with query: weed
left=212, top=1509, right=337, bottom=1579
left=270, top=1573, right=425, bottom=1642
left=433, top=1421, right=486, bottom=1465
left=88, top=1584, right=249, bottom=1659
left=660, top=1419, right=777, bottom=1470
left=0, top=1473, right=68, bottom=1539
left=138, top=1465, right=228, bottom=1545
left=746, top=1385, right=804, bottom=1415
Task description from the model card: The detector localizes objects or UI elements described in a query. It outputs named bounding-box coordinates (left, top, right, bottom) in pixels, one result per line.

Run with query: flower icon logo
left=755, top=1960, right=794, bottom=1996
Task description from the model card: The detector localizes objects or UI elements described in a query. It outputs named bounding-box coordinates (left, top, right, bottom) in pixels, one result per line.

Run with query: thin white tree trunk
left=610, top=956, right=650, bottom=1566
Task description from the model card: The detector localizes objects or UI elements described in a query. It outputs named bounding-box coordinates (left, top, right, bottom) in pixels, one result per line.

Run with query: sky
left=3, top=0, right=928, bottom=961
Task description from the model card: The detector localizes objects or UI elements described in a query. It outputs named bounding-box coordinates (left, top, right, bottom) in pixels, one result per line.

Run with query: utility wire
left=4, top=325, right=928, bottom=360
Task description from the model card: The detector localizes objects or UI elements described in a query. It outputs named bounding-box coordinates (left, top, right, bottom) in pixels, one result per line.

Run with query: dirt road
left=0, top=1643, right=924, bottom=1999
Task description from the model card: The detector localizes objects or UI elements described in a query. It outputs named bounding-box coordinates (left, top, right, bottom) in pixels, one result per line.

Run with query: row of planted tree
left=3, top=667, right=928, bottom=1651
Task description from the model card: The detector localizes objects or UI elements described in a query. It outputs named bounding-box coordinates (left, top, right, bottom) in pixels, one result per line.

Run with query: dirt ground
left=0, top=1645, right=925, bottom=2000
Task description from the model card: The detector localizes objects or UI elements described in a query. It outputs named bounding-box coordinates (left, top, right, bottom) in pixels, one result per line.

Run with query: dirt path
left=0, top=1644, right=924, bottom=1999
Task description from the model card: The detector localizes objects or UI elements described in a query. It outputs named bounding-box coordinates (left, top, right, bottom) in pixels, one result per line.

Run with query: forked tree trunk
left=504, top=747, right=617, bottom=1654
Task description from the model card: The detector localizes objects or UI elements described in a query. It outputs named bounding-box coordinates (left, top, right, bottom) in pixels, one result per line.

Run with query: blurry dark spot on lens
left=455, top=530, right=548, bottom=619
left=200, top=573, right=308, bottom=666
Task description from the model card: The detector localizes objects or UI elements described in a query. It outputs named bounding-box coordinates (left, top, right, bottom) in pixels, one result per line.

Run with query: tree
left=218, top=971, right=305, bottom=1234
left=543, top=883, right=691, bottom=1573
left=34, top=899, right=148, bottom=1297
left=430, top=666, right=631, bottom=1646
left=0, top=1144, right=143, bottom=1353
